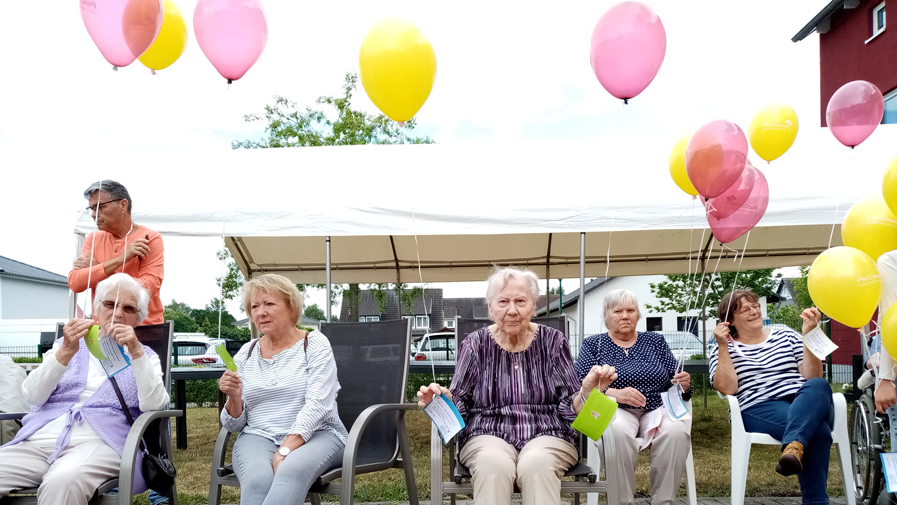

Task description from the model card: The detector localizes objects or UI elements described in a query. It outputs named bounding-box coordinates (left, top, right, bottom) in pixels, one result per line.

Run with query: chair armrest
left=212, top=426, right=234, bottom=475
left=340, top=403, right=417, bottom=505
left=116, top=409, right=183, bottom=504
left=430, top=422, right=444, bottom=501
left=0, top=412, right=27, bottom=421
left=725, top=394, right=748, bottom=434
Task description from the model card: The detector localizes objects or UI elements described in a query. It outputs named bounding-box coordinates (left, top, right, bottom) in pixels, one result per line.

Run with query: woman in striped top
left=218, top=274, right=347, bottom=505
left=710, top=290, right=830, bottom=504
left=417, top=267, right=616, bottom=505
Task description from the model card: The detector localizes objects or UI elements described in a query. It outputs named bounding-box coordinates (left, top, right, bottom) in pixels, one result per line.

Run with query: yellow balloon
left=882, top=156, right=897, bottom=217
left=841, top=196, right=897, bottom=261
left=808, top=246, right=881, bottom=328
left=748, top=104, right=799, bottom=162
left=138, top=0, right=187, bottom=72
left=883, top=302, right=897, bottom=359
left=669, top=134, right=698, bottom=196
left=359, top=19, right=436, bottom=122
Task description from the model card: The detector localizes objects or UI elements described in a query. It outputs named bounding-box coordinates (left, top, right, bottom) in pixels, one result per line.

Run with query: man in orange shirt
left=69, top=180, right=165, bottom=325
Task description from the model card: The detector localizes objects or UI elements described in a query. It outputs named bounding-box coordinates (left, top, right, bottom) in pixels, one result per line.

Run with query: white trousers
left=0, top=439, right=121, bottom=505
left=595, top=408, right=691, bottom=505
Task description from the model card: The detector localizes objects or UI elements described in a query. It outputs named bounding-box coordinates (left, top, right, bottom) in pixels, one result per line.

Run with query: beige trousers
left=0, top=439, right=121, bottom=505
left=459, top=434, right=578, bottom=505
left=596, top=408, right=691, bottom=505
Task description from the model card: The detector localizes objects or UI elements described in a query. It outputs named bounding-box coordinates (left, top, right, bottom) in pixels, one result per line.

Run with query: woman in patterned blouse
left=575, top=289, right=692, bottom=505
left=417, top=266, right=616, bottom=505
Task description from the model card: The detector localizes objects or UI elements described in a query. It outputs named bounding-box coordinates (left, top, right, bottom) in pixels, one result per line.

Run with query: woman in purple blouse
left=418, top=267, right=616, bottom=505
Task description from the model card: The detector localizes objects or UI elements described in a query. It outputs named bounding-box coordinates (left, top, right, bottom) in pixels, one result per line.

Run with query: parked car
left=173, top=335, right=236, bottom=367
left=411, top=332, right=456, bottom=361
left=659, top=331, right=705, bottom=362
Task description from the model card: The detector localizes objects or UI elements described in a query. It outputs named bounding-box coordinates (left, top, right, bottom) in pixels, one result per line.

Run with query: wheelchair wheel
left=851, top=393, right=883, bottom=505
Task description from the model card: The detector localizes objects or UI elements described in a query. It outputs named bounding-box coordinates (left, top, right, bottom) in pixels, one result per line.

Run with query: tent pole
left=579, top=232, right=585, bottom=351
left=326, top=236, right=332, bottom=323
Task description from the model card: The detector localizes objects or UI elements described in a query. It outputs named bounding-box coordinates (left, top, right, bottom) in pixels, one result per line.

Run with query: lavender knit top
left=450, top=325, right=579, bottom=450
left=4, top=338, right=157, bottom=493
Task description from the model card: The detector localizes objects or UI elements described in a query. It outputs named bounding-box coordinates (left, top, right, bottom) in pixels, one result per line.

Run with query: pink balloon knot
left=151, top=69, right=157, bottom=76
left=398, top=121, right=406, bottom=127
left=227, top=79, right=233, bottom=85
left=623, top=98, right=629, bottom=105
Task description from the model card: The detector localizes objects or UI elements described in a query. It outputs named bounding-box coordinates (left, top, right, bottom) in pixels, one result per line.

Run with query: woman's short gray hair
left=84, top=180, right=133, bottom=213
left=602, top=289, right=643, bottom=327
left=485, top=266, right=541, bottom=306
left=93, top=273, right=150, bottom=324
left=243, top=274, right=304, bottom=325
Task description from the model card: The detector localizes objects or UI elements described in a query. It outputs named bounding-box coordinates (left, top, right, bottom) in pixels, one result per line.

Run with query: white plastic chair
left=586, top=399, right=697, bottom=505
left=726, top=393, right=855, bottom=505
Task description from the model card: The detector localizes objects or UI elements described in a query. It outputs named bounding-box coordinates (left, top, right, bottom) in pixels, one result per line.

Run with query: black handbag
left=109, top=376, right=177, bottom=491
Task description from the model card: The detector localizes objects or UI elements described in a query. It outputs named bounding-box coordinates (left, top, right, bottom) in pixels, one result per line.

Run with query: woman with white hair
left=218, top=273, right=346, bottom=505
left=0, top=273, right=169, bottom=504
left=574, top=288, right=692, bottom=505
left=418, top=266, right=617, bottom=505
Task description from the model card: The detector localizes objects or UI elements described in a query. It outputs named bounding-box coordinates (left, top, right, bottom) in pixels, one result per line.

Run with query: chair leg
left=396, top=411, right=419, bottom=505
left=309, top=493, right=322, bottom=505
left=730, top=441, right=752, bottom=505
left=835, top=432, right=857, bottom=505
left=685, top=446, right=697, bottom=505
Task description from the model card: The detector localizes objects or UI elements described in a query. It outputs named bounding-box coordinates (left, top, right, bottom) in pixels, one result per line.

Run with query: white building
left=538, top=275, right=769, bottom=350
left=0, top=256, right=68, bottom=320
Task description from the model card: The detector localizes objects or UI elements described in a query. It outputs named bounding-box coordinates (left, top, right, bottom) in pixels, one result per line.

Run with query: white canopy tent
left=71, top=125, right=897, bottom=340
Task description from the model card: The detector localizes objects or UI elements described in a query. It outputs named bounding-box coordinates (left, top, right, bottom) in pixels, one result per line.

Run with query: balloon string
left=684, top=234, right=712, bottom=339
left=682, top=201, right=706, bottom=335
left=410, top=207, right=435, bottom=384
left=84, top=181, right=103, bottom=319
left=827, top=203, right=840, bottom=250
left=111, top=224, right=134, bottom=333
left=218, top=221, right=226, bottom=342
left=721, top=231, right=752, bottom=358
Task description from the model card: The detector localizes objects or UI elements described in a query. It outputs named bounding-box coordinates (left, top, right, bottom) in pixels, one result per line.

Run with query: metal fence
left=0, top=345, right=42, bottom=360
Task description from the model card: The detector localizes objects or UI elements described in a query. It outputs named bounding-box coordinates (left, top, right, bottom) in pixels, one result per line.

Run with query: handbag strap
left=247, top=333, right=309, bottom=358
left=109, top=375, right=149, bottom=454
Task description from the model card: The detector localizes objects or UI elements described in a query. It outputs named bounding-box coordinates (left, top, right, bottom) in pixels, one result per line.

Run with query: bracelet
left=580, top=390, right=588, bottom=404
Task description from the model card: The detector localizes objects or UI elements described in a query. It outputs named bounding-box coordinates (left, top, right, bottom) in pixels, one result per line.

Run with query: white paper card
left=638, top=407, right=664, bottom=450
left=882, top=453, right=897, bottom=493
left=423, top=393, right=465, bottom=444
left=801, top=327, right=839, bottom=360
left=97, top=336, right=131, bottom=377
left=661, top=389, right=690, bottom=421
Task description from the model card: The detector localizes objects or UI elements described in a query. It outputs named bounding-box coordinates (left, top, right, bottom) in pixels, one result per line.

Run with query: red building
left=794, top=0, right=897, bottom=125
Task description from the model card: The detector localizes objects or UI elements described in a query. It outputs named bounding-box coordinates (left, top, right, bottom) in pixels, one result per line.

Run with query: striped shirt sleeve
left=289, top=337, right=340, bottom=442
left=220, top=342, right=252, bottom=433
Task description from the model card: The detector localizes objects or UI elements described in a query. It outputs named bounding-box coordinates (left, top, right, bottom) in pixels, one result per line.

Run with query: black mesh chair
left=0, top=321, right=182, bottom=505
left=429, top=315, right=619, bottom=505
left=208, top=319, right=417, bottom=505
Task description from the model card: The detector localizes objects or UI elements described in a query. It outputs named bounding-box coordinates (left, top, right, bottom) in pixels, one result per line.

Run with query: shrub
left=406, top=372, right=454, bottom=403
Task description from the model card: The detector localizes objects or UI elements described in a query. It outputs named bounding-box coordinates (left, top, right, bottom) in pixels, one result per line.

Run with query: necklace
left=511, top=353, right=520, bottom=370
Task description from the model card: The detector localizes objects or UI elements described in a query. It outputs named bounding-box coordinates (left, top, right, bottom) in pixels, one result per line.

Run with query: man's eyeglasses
left=102, top=300, right=139, bottom=315
left=86, top=199, right=124, bottom=213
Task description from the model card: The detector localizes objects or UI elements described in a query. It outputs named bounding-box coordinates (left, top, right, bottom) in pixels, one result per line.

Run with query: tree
left=548, top=286, right=565, bottom=296
left=163, top=308, right=198, bottom=333
left=645, top=269, right=781, bottom=320
left=233, top=72, right=435, bottom=318
left=792, top=266, right=813, bottom=309
left=217, top=249, right=244, bottom=302
left=195, top=298, right=251, bottom=342
left=165, top=299, right=193, bottom=314
left=303, top=303, right=326, bottom=321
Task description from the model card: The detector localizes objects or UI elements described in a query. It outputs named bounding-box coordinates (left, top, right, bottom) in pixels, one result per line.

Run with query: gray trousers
left=232, top=431, right=344, bottom=505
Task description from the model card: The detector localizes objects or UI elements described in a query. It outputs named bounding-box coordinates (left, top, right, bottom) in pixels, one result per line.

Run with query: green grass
left=144, top=391, right=850, bottom=504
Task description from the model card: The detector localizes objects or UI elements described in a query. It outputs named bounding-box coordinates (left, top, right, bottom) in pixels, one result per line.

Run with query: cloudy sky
left=0, top=0, right=833, bottom=317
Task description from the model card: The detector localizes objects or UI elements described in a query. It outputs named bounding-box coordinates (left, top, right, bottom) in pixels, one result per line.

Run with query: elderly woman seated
left=575, top=289, right=692, bottom=505
left=0, top=273, right=169, bottom=505
left=418, top=266, right=615, bottom=505
left=711, top=290, right=830, bottom=504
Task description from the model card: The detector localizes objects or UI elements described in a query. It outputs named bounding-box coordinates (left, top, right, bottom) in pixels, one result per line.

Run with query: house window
left=885, top=89, right=897, bottom=124
left=867, top=2, right=886, bottom=42
left=415, top=315, right=429, bottom=329
left=445, top=319, right=455, bottom=329
left=646, top=317, right=663, bottom=332
left=359, top=315, right=380, bottom=322
left=677, top=316, right=698, bottom=335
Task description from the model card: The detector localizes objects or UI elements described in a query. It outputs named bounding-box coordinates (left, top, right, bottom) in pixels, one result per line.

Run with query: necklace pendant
left=514, top=365, right=519, bottom=370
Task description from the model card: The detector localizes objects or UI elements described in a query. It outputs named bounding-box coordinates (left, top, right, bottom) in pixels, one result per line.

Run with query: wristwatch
left=278, top=446, right=291, bottom=457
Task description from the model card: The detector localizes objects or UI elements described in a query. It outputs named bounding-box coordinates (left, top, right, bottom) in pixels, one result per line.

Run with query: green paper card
left=572, top=389, right=618, bottom=441
left=84, top=324, right=108, bottom=361
left=216, top=344, right=237, bottom=371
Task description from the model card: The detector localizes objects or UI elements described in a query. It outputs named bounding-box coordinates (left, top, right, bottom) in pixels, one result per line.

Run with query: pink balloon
left=590, top=2, right=666, bottom=102
left=80, top=0, right=163, bottom=68
left=701, top=160, right=758, bottom=219
left=705, top=168, right=769, bottom=244
left=826, top=80, right=884, bottom=148
left=685, top=120, right=748, bottom=199
left=194, top=0, right=268, bottom=83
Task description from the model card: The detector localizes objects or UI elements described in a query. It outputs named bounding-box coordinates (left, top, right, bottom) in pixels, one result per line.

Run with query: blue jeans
left=232, top=431, right=344, bottom=505
left=741, top=378, right=834, bottom=505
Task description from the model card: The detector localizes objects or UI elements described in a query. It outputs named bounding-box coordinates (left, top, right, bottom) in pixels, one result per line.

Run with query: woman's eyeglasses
left=86, top=199, right=124, bottom=213
left=102, top=300, right=138, bottom=315
left=736, top=304, right=761, bottom=316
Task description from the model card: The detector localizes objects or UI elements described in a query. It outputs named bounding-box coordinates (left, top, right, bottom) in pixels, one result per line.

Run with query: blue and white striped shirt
left=220, top=331, right=348, bottom=445
left=709, top=328, right=806, bottom=411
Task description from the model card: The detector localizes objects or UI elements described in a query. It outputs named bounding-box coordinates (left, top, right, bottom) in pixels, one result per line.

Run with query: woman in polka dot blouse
left=575, top=289, right=693, bottom=505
